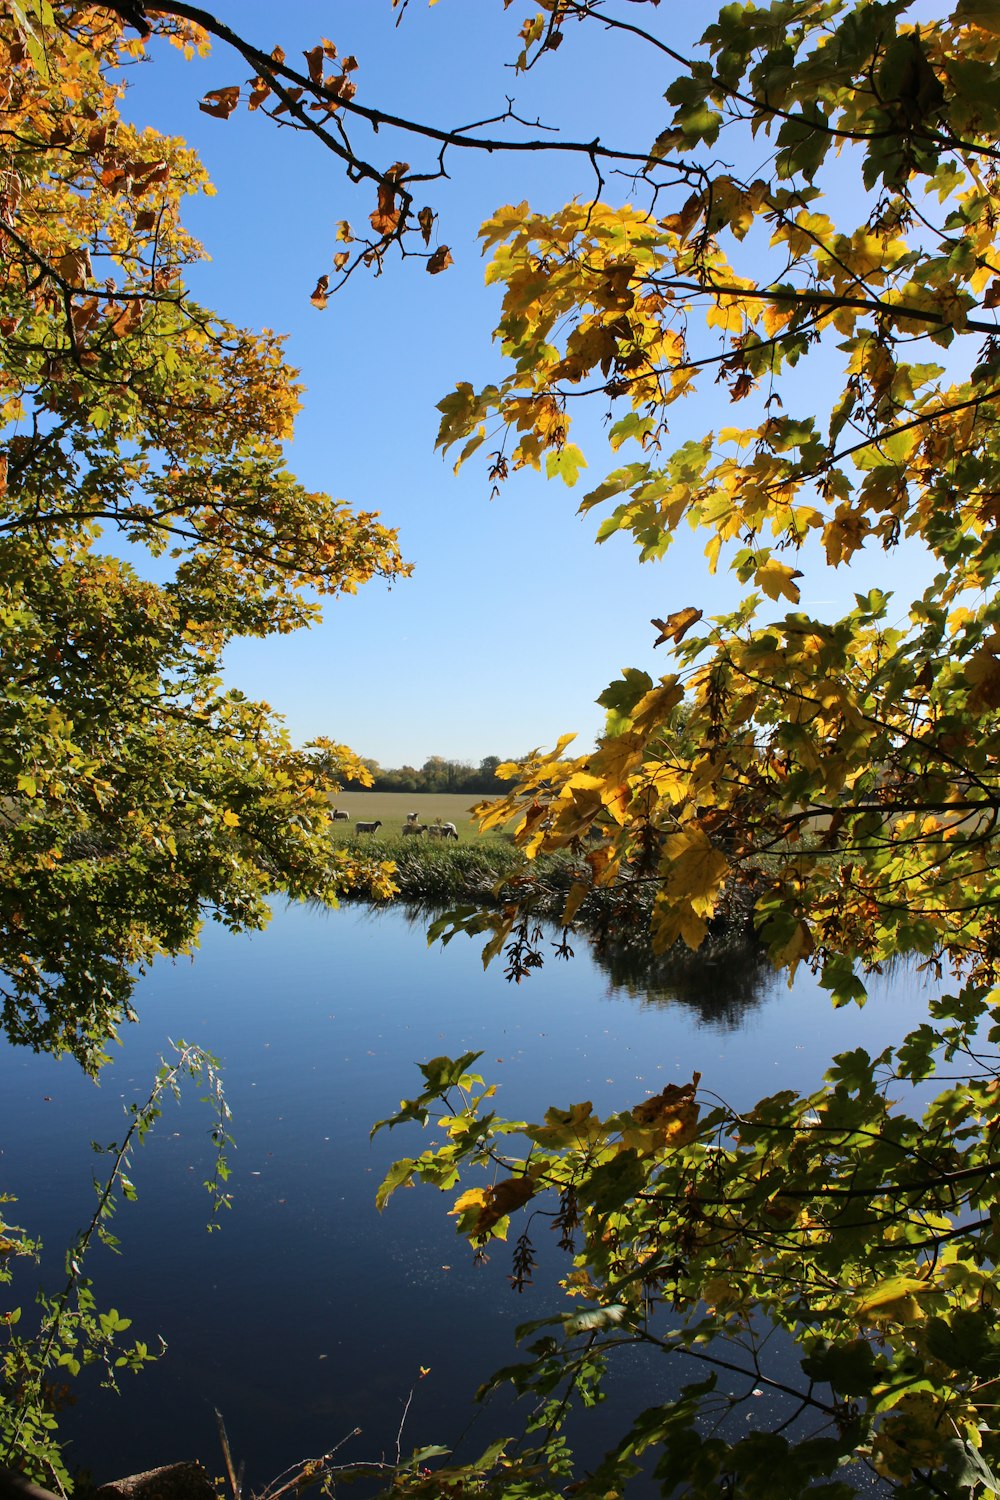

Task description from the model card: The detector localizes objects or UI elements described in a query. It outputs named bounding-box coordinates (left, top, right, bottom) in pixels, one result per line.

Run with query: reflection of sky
left=91, top=1, right=954, bottom=768
left=0, top=903, right=929, bottom=1487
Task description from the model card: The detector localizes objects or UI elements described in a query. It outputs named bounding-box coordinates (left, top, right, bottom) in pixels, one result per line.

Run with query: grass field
left=329, top=789, right=505, bottom=841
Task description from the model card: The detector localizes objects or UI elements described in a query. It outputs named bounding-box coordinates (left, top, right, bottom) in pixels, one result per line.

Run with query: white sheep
left=401, top=821, right=426, bottom=837
left=331, top=809, right=350, bottom=822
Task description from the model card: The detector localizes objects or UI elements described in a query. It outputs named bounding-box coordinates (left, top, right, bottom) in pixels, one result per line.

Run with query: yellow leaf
left=222, top=810, right=240, bottom=827
left=562, top=881, right=589, bottom=926
left=450, top=1188, right=487, bottom=1216
left=773, top=918, right=813, bottom=971
left=662, top=828, right=730, bottom=911
left=652, top=607, right=703, bottom=646
left=756, top=559, right=803, bottom=603
left=705, top=298, right=744, bottom=334
left=853, top=1274, right=930, bottom=1322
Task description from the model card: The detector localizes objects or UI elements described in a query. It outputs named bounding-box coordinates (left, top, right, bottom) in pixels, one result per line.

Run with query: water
left=0, top=902, right=932, bottom=1489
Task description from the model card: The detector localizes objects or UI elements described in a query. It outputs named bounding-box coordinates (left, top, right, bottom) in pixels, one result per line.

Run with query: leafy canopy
left=0, top=4, right=404, bottom=1068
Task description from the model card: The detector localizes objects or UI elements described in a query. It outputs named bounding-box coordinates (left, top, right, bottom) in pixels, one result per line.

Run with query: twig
left=215, top=1409, right=241, bottom=1500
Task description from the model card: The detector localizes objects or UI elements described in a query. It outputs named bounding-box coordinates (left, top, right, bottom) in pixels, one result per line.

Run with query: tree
left=0, top=5, right=404, bottom=1069
left=9, top=0, right=1000, bottom=1494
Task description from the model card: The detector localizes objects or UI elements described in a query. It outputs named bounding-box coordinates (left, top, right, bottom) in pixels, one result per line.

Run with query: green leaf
left=546, top=444, right=587, bottom=487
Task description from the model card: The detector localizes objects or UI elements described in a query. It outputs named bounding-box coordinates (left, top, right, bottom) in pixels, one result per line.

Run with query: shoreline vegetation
left=333, top=792, right=763, bottom=986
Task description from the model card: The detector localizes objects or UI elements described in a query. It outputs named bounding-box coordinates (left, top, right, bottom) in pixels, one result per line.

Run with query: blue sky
left=121, top=1, right=939, bottom=769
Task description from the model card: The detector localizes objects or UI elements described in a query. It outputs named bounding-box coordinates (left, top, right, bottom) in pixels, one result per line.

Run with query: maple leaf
left=427, top=245, right=453, bottom=275
left=652, top=607, right=703, bottom=646
left=756, top=560, right=803, bottom=603
left=198, top=86, right=240, bottom=119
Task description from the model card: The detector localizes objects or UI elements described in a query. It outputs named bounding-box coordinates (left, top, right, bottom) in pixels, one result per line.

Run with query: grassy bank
left=340, top=827, right=759, bottom=958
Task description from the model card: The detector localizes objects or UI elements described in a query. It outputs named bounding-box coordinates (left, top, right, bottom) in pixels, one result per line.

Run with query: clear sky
left=120, top=1, right=938, bottom=770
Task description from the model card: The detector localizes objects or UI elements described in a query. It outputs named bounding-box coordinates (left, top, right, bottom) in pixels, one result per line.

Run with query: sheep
left=427, top=822, right=459, bottom=841
left=406, top=811, right=419, bottom=824
left=401, top=821, right=426, bottom=837
left=331, top=809, right=350, bottom=822
left=355, top=819, right=382, bottom=835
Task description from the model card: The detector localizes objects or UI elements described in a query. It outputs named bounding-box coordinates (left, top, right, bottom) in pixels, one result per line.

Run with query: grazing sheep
left=401, top=821, right=426, bottom=837
left=331, top=809, right=350, bottom=822
left=355, top=819, right=382, bottom=835
left=427, top=822, right=459, bottom=841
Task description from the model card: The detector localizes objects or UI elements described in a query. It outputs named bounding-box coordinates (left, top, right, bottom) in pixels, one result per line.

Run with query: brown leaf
left=133, top=208, right=157, bottom=233
left=427, top=245, right=453, bottom=275
left=662, top=191, right=703, bottom=242
left=310, top=274, right=330, bottom=310
left=631, top=1074, right=700, bottom=1124
left=132, top=160, right=168, bottom=194
left=303, top=44, right=324, bottom=83
left=342, top=54, right=359, bottom=72
left=418, top=206, right=435, bottom=246
left=475, top=1175, right=535, bottom=1234
left=248, top=77, right=271, bottom=111
left=57, top=247, right=92, bottom=283
left=198, top=86, right=240, bottom=120
left=370, top=182, right=400, bottom=236
left=627, top=1073, right=701, bottom=1149
left=652, top=607, right=703, bottom=646
left=322, top=77, right=356, bottom=110
left=70, top=297, right=99, bottom=339
left=273, top=87, right=304, bottom=117
left=333, top=251, right=349, bottom=271
left=111, top=298, right=142, bottom=337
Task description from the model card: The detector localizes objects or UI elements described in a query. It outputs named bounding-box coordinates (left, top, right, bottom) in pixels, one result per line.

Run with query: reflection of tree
left=567, top=877, right=774, bottom=1029
left=586, top=926, right=776, bottom=1030
left=388, top=892, right=774, bottom=1030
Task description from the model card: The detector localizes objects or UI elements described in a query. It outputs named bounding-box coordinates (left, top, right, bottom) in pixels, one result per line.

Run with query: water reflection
left=383, top=896, right=777, bottom=1031
left=0, top=900, right=929, bottom=1490
left=589, top=930, right=776, bottom=1026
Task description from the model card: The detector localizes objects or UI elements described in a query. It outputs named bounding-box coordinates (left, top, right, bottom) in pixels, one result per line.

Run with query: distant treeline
left=359, top=754, right=510, bottom=796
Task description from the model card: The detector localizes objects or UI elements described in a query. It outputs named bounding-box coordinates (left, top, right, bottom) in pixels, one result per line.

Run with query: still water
left=0, top=902, right=932, bottom=1487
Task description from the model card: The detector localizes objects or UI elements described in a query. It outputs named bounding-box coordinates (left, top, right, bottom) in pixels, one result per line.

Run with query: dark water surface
left=0, top=902, right=931, bottom=1488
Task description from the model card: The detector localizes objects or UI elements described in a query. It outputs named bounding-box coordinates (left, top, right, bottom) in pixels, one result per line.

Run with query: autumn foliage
left=0, top=5, right=403, bottom=1066
left=7, top=0, right=1000, bottom=1496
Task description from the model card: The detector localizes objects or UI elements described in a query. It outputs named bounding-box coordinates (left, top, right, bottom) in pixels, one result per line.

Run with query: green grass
left=330, top=789, right=503, bottom=841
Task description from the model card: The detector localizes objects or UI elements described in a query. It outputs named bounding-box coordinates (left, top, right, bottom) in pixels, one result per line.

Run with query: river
left=0, top=901, right=933, bottom=1490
